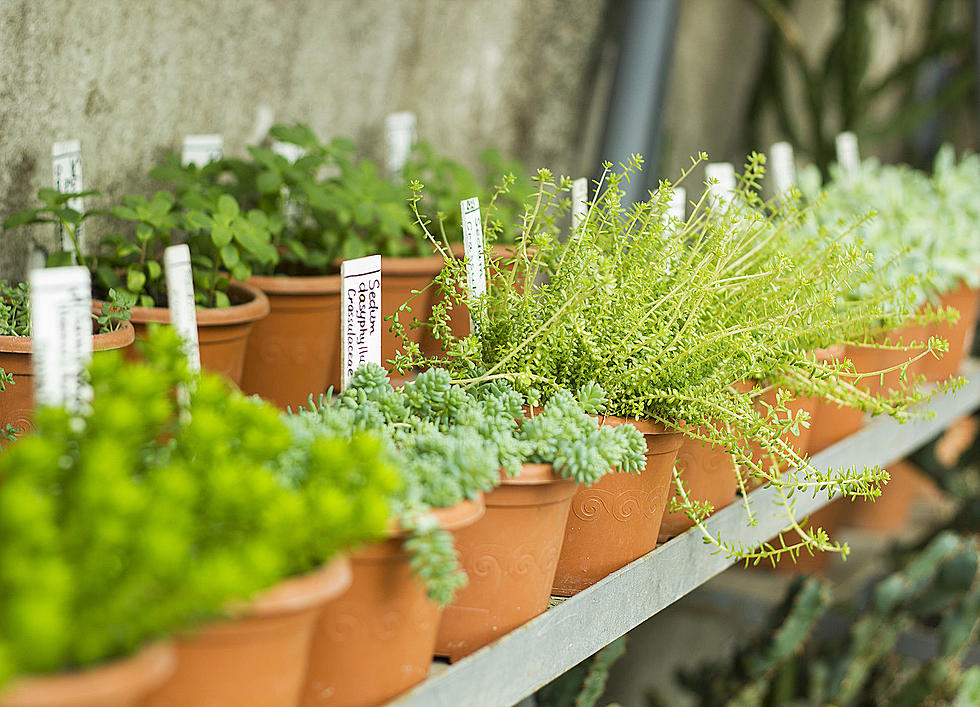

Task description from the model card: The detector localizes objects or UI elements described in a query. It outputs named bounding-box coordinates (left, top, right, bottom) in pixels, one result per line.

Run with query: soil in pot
left=435, top=464, right=577, bottom=661
left=0, top=320, right=135, bottom=434
left=241, top=274, right=342, bottom=409
left=658, top=427, right=738, bottom=541
left=0, top=641, right=174, bottom=707
left=552, top=416, right=683, bottom=596
left=915, top=282, right=980, bottom=381
left=120, top=281, right=270, bottom=386
left=145, top=557, right=351, bottom=707
left=301, top=498, right=484, bottom=707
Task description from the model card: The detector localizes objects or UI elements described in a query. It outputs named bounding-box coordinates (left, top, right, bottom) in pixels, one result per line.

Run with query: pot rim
left=385, top=494, right=485, bottom=537
left=499, top=462, right=575, bottom=487
left=0, top=641, right=174, bottom=707
left=244, top=555, right=352, bottom=619
left=94, top=281, right=270, bottom=327
left=0, top=320, right=135, bottom=355
left=246, top=273, right=342, bottom=295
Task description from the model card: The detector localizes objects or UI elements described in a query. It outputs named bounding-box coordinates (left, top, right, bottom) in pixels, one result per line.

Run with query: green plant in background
left=797, top=146, right=980, bottom=303
left=658, top=532, right=980, bottom=706
left=746, top=0, right=976, bottom=175
left=396, top=153, right=957, bottom=564
left=2, top=188, right=100, bottom=268
left=0, top=280, right=131, bottom=336
left=0, top=327, right=396, bottom=689
left=298, top=363, right=644, bottom=605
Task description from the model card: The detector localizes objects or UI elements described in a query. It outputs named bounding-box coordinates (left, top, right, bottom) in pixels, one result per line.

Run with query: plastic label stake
left=770, top=141, right=796, bottom=196
left=666, top=186, right=686, bottom=225
left=182, top=134, right=224, bottom=167
left=29, top=266, right=92, bottom=411
left=271, top=141, right=305, bottom=222
left=460, top=197, right=487, bottom=334
left=572, top=177, right=588, bottom=232
left=835, top=132, right=860, bottom=176
left=340, top=255, right=382, bottom=392
left=164, top=245, right=201, bottom=372
left=52, top=140, right=85, bottom=256
left=385, top=111, right=417, bottom=177
left=271, top=140, right=305, bottom=163
left=705, top=162, right=736, bottom=211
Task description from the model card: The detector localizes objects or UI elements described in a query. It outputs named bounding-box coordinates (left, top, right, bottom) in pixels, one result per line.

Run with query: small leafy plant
left=298, top=363, right=644, bottom=604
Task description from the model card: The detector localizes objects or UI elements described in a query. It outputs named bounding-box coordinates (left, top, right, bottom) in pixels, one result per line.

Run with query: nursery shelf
left=390, top=359, right=980, bottom=707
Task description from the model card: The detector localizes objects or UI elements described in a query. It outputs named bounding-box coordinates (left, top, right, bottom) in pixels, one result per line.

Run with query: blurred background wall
left=1, top=0, right=976, bottom=278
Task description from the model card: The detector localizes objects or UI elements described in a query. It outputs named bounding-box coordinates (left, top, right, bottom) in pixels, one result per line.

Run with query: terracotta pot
left=845, top=459, right=922, bottom=533
left=915, top=282, right=980, bottom=381
left=121, top=281, right=270, bottom=386
left=552, top=416, right=683, bottom=596
left=0, top=321, right=135, bottom=434
left=435, top=464, right=577, bottom=661
left=241, top=274, right=342, bottom=408
left=0, top=642, right=174, bottom=707
left=658, top=427, right=737, bottom=540
left=806, top=345, right=865, bottom=456
left=302, top=498, right=485, bottom=707
left=146, top=557, right=352, bottom=707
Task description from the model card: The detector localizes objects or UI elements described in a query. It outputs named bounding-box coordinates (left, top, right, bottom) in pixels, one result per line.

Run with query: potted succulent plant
left=397, top=154, right=948, bottom=585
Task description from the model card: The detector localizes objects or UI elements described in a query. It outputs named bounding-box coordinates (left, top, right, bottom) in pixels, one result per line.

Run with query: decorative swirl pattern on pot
left=464, top=543, right=562, bottom=590
left=571, top=489, right=662, bottom=522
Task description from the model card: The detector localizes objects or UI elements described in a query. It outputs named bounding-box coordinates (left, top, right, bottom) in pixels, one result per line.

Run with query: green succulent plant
left=394, top=153, right=957, bottom=564
left=0, top=327, right=395, bottom=688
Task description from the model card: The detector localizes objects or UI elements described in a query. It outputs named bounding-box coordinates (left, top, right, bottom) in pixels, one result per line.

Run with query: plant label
left=770, top=141, right=796, bottom=196
left=705, top=162, right=736, bottom=211
left=182, top=134, right=224, bottom=167
left=272, top=140, right=305, bottom=163
left=340, top=254, right=382, bottom=392
left=385, top=111, right=416, bottom=176
left=163, top=244, right=201, bottom=372
left=52, top=140, right=85, bottom=257
left=667, top=186, right=686, bottom=225
left=572, top=177, right=588, bottom=232
left=835, top=132, right=860, bottom=176
left=29, top=265, right=92, bottom=411
left=461, top=197, right=487, bottom=334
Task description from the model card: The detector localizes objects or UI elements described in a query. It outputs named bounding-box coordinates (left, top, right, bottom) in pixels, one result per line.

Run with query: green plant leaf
left=126, top=268, right=147, bottom=293
left=220, top=244, right=240, bottom=269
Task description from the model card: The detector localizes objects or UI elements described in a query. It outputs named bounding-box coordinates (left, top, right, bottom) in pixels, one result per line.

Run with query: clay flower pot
left=0, top=641, right=174, bottom=707
left=302, top=497, right=485, bottom=707
left=241, top=274, right=342, bottom=408
left=805, top=345, right=866, bottom=456
left=122, top=281, right=270, bottom=386
left=739, top=382, right=818, bottom=492
left=146, top=557, right=352, bottom=707
left=915, top=281, right=980, bottom=381
left=552, top=416, right=683, bottom=596
left=435, top=464, right=577, bottom=661
left=658, top=427, right=738, bottom=541
left=0, top=320, right=135, bottom=433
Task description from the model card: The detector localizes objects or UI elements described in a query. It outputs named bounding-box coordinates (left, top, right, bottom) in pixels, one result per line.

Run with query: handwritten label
left=835, top=132, right=860, bottom=176
left=705, top=162, right=736, bottom=211
left=272, top=140, right=305, bottom=163
left=770, top=141, right=796, bottom=196
left=29, top=266, right=92, bottom=411
left=52, top=140, right=84, bottom=256
left=460, top=196, right=487, bottom=324
left=182, top=134, right=224, bottom=167
left=341, top=255, right=382, bottom=391
left=164, top=245, right=201, bottom=372
left=385, top=111, right=417, bottom=176
left=666, top=186, right=686, bottom=225
left=571, top=177, right=588, bottom=232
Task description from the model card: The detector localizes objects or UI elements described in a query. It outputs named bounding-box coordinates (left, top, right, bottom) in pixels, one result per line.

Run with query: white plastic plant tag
left=181, top=134, right=224, bottom=168
left=29, top=266, right=92, bottom=411
left=460, top=197, right=487, bottom=335
left=666, top=186, right=686, bottom=225
left=770, top=141, right=796, bottom=196
left=52, top=140, right=85, bottom=256
left=384, top=111, right=417, bottom=177
left=571, top=177, right=588, bottom=232
left=835, top=131, right=860, bottom=176
left=705, top=162, right=736, bottom=211
left=340, top=255, right=382, bottom=392
left=164, top=245, right=201, bottom=372
left=272, top=140, right=305, bottom=163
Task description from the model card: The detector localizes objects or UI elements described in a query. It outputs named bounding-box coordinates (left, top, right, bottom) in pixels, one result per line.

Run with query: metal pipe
left=596, top=0, right=680, bottom=204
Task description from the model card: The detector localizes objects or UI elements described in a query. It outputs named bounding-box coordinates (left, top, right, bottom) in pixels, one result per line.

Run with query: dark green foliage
left=667, top=532, right=980, bottom=706
left=536, top=637, right=628, bottom=707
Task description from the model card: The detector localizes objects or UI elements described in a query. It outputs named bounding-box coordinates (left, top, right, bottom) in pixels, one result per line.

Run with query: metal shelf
left=391, top=359, right=980, bottom=707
